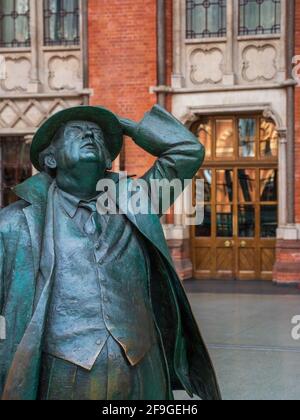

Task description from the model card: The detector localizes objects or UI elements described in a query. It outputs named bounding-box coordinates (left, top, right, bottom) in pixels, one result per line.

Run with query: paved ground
left=174, top=281, right=300, bottom=401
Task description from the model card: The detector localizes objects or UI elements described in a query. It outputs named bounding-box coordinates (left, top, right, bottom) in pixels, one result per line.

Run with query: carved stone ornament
left=242, top=44, right=277, bottom=83
left=190, top=47, right=224, bottom=85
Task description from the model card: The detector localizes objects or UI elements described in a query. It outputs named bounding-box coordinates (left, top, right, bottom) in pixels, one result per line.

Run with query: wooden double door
left=191, top=116, right=278, bottom=281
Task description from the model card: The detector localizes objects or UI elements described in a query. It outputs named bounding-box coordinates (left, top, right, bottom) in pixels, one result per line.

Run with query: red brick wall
left=274, top=2, right=300, bottom=284
left=165, top=0, right=173, bottom=113
left=88, top=0, right=158, bottom=178
left=295, top=0, right=300, bottom=223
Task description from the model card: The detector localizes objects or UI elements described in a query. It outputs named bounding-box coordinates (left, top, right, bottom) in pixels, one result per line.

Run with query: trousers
left=38, top=336, right=172, bottom=400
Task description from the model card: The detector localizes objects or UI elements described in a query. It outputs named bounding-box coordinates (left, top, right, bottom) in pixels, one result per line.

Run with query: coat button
left=96, top=340, right=102, bottom=346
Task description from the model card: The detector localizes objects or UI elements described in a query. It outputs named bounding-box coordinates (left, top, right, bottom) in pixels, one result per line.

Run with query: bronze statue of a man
left=0, top=105, right=220, bottom=400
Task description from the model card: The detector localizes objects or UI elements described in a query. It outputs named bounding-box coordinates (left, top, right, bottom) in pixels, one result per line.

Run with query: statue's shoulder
left=0, top=200, right=28, bottom=235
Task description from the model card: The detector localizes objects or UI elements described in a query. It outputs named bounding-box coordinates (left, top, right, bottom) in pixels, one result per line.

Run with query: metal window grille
left=186, top=0, right=227, bottom=39
left=0, top=0, right=31, bottom=48
left=239, top=0, right=281, bottom=36
left=44, top=0, right=80, bottom=46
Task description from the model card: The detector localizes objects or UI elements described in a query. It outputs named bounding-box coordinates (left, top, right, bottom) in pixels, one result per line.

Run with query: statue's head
left=38, top=120, right=112, bottom=176
left=30, top=106, right=123, bottom=176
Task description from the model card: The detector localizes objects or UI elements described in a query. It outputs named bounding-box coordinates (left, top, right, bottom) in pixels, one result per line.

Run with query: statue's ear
left=45, top=154, right=57, bottom=170
left=103, top=145, right=112, bottom=170
left=106, top=158, right=112, bottom=171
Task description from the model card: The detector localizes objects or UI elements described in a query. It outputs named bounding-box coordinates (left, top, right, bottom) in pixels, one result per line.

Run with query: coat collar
left=13, top=172, right=53, bottom=206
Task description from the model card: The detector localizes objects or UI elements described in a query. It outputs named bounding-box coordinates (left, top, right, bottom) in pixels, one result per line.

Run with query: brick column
left=273, top=0, right=300, bottom=285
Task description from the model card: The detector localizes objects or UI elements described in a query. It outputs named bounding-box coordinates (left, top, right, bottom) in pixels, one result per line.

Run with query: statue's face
left=52, top=120, right=110, bottom=170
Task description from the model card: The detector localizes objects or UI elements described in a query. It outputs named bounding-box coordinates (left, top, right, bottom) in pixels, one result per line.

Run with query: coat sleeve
left=132, top=105, right=205, bottom=215
left=0, top=232, right=5, bottom=328
left=0, top=232, right=6, bottom=396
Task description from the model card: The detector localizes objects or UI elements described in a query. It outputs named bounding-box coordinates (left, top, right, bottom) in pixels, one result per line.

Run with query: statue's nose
left=84, top=129, right=94, bottom=139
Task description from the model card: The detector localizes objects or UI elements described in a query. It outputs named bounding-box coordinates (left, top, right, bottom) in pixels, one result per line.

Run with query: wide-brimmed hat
left=30, top=106, right=123, bottom=172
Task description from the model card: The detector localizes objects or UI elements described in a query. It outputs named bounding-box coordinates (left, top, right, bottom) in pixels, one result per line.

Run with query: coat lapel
left=23, top=206, right=44, bottom=277
left=13, top=173, right=53, bottom=277
left=2, top=181, right=56, bottom=400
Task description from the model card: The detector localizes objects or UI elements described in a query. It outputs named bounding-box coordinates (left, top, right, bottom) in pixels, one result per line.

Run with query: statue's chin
left=78, top=152, right=101, bottom=163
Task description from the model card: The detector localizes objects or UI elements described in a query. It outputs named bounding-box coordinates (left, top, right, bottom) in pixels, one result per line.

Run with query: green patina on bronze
left=0, top=105, right=221, bottom=401
left=30, top=106, right=123, bottom=171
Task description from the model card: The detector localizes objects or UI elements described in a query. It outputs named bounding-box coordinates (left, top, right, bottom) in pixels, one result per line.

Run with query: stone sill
left=0, top=48, right=31, bottom=54
left=152, top=81, right=294, bottom=95
left=185, top=37, right=227, bottom=45
left=237, top=34, right=281, bottom=42
left=0, top=89, right=92, bottom=99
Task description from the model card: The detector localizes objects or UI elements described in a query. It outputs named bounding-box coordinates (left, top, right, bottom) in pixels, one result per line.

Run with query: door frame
left=190, top=114, right=279, bottom=281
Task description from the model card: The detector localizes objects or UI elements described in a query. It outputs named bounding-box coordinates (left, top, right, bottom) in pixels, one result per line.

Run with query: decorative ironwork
left=0, top=0, right=31, bottom=48
left=186, top=0, right=227, bottom=39
left=239, top=0, right=281, bottom=36
left=44, top=0, right=80, bottom=46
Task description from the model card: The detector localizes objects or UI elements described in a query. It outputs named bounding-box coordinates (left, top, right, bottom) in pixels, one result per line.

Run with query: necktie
left=79, top=201, right=102, bottom=236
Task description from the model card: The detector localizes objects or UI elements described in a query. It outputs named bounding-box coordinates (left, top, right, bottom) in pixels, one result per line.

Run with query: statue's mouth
left=81, top=142, right=97, bottom=151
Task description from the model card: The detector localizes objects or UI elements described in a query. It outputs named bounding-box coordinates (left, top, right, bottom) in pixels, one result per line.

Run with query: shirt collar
left=58, top=188, right=99, bottom=218
left=58, top=188, right=82, bottom=218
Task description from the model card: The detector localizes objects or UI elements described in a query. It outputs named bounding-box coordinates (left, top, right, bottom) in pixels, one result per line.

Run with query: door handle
left=225, top=240, right=232, bottom=248
left=241, top=241, right=247, bottom=248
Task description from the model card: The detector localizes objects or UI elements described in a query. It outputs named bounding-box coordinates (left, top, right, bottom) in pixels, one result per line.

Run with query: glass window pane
left=198, top=169, right=212, bottom=202
left=239, top=0, right=281, bottom=36
left=238, top=169, right=256, bottom=202
left=0, top=0, right=30, bottom=48
left=193, top=119, right=212, bottom=159
left=260, top=169, right=277, bottom=202
left=216, top=119, right=234, bottom=158
left=216, top=205, right=233, bottom=237
left=260, top=119, right=278, bottom=158
left=216, top=170, right=233, bottom=204
left=1, top=138, right=32, bottom=207
left=186, top=0, right=227, bottom=39
left=239, top=118, right=256, bottom=158
left=239, top=205, right=255, bottom=238
left=195, top=205, right=211, bottom=237
left=260, top=205, right=277, bottom=238
left=44, top=0, right=80, bottom=46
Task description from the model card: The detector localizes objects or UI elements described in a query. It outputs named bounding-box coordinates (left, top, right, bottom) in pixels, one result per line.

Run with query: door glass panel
left=260, top=169, right=277, bottom=202
left=261, top=205, right=277, bottom=238
left=238, top=169, right=256, bottom=202
left=216, top=205, right=233, bottom=237
left=194, top=119, right=212, bottom=159
left=198, top=169, right=212, bottom=202
left=1, top=137, right=32, bottom=207
left=216, top=119, right=234, bottom=158
left=238, top=118, right=256, bottom=158
left=216, top=169, right=233, bottom=203
left=196, top=205, right=211, bottom=237
left=239, top=205, right=255, bottom=238
left=260, top=119, right=278, bottom=158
